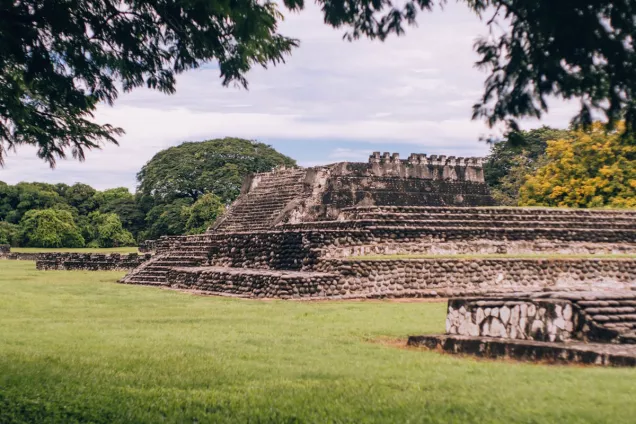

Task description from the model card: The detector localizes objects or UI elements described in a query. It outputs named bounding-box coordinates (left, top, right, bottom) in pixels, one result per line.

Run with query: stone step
left=335, top=219, right=636, bottom=230
left=588, top=314, right=636, bottom=323
left=579, top=306, right=636, bottom=314
left=351, top=213, right=636, bottom=224
left=343, top=206, right=636, bottom=218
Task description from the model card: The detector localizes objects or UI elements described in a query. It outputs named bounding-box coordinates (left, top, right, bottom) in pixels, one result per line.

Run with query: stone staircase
left=568, top=292, right=636, bottom=344
left=120, top=235, right=215, bottom=286
left=336, top=206, right=636, bottom=240
left=213, top=168, right=308, bottom=233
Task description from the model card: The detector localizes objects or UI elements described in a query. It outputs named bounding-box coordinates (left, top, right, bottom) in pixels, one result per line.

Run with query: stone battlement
left=368, top=152, right=485, bottom=168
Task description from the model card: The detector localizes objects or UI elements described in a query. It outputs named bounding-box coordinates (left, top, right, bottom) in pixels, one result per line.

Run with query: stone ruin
left=121, top=152, right=636, bottom=303
left=409, top=292, right=636, bottom=366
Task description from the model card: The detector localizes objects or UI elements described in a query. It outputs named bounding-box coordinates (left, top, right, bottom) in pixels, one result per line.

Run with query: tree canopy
left=0, top=139, right=295, bottom=245
left=519, top=122, right=636, bottom=208
left=137, top=137, right=296, bottom=204
left=18, top=209, right=85, bottom=248
left=0, top=181, right=138, bottom=247
left=2, top=0, right=635, bottom=163
left=484, top=127, right=571, bottom=205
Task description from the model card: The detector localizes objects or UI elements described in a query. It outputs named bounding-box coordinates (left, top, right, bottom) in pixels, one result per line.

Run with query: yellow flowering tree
left=519, top=122, right=636, bottom=208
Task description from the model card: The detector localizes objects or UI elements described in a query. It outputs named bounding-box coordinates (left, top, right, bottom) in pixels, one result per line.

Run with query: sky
left=0, top=3, right=577, bottom=192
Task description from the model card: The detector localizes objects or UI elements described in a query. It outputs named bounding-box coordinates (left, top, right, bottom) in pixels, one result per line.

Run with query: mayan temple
left=122, top=151, right=636, bottom=296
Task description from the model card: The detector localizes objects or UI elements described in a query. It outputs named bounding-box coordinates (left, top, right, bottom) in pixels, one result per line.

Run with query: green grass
left=11, top=247, right=139, bottom=254
left=354, top=253, right=636, bottom=260
left=1, top=261, right=635, bottom=423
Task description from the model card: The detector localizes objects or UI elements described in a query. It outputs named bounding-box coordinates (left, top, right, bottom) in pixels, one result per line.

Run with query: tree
left=88, top=212, right=135, bottom=248
left=18, top=209, right=84, bottom=248
left=64, top=183, right=98, bottom=216
left=142, top=199, right=192, bottom=240
left=7, top=182, right=64, bottom=223
left=519, top=122, right=636, bottom=208
left=1, top=0, right=296, bottom=165
left=95, top=188, right=145, bottom=238
left=183, top=194, right=225, bottom=235
left=3, top=1, right=636, bottom=164
left=137, top=138, right=296, bottom=204
left=0, top=221, right=18, bottom=245
left=484, top=127, right=571, bottom=205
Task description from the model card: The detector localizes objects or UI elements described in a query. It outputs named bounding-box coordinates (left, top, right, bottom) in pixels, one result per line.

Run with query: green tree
left=64, top=183, right=98, bottom=216
left=94, top=188, right=145, bottom=238
left=137, top=138, right=296, bottom=204
left=7, top=183, right=64, bottom=223
left=3, top=1, right=635, bottom=164
left=18, top=209, right=85, bottom=248
left=484, top=127, right=571, bottom=205
left=519, top=122, right=636, bottom=208
left=0, top=0, right=296, bottom=165
left=183, top=194, right=225, bottom=235
left=89, top=212, right=135, bottom=248
left=0, top=221, right=18, bottom=245
left=0, top=181, right=17, bottom=221
left=143, top=199, right=192, bottom=240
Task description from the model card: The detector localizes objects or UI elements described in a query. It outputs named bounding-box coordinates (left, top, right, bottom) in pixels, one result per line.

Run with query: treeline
left=484, top=122, right=635, bottom=208
left=0, top=183, right=138, bottom=247
left=0, top=138, right=296, bottom=247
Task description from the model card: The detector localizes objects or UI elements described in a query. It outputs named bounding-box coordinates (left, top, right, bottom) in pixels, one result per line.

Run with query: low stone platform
left=407, top=335, right=636, bottom=367
left=408, top=291, right=636, bottom=366
left=167, top=266, right=340, bottom=299
left=36, top=253, right=152, bottom=271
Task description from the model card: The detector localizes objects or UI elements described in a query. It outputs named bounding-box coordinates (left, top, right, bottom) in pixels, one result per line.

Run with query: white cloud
left=0, top=2, right=576, bottom=191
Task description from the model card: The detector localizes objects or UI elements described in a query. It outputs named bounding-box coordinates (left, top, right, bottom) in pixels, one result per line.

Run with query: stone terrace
left=122, top=153, right=636, bottom=299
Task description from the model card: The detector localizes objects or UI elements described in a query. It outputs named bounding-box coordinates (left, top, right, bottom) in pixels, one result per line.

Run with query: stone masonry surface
left=160, top=257, right=635, bottom=299
left=36, top=253, right=152, bottom=271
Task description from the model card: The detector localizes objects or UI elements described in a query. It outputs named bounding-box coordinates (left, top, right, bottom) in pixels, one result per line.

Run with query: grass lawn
left=1, top=261, right=635, bottom=423
left=11, top=247, right=140, bottom=254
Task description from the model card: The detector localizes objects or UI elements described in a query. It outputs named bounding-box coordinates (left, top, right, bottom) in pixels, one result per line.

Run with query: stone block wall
left=316, top=258, right=636, bottom=298
left=443, top=292, right=636, bottom=345
left=0, top=252, right=42, bottom=260
left=139, top=240, right=157, bottom=253
left=446, top=298, right=577, bottom=342
left=36, top=253, right=152, bottom=271
left=0, top=244, right=9, bottom=255
left=167, top=267, right=340, bottom=299
left=205, top=230, right=371, bottom=270
left=158, top=258, right=636, bottom=300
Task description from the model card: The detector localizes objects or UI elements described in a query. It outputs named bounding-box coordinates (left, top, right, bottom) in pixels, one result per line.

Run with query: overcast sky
left=0, top=3, right=576, bottom=192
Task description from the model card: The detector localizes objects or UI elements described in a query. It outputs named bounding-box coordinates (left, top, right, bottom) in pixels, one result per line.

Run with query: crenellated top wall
left=365, top=152, right=486, bottom=183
